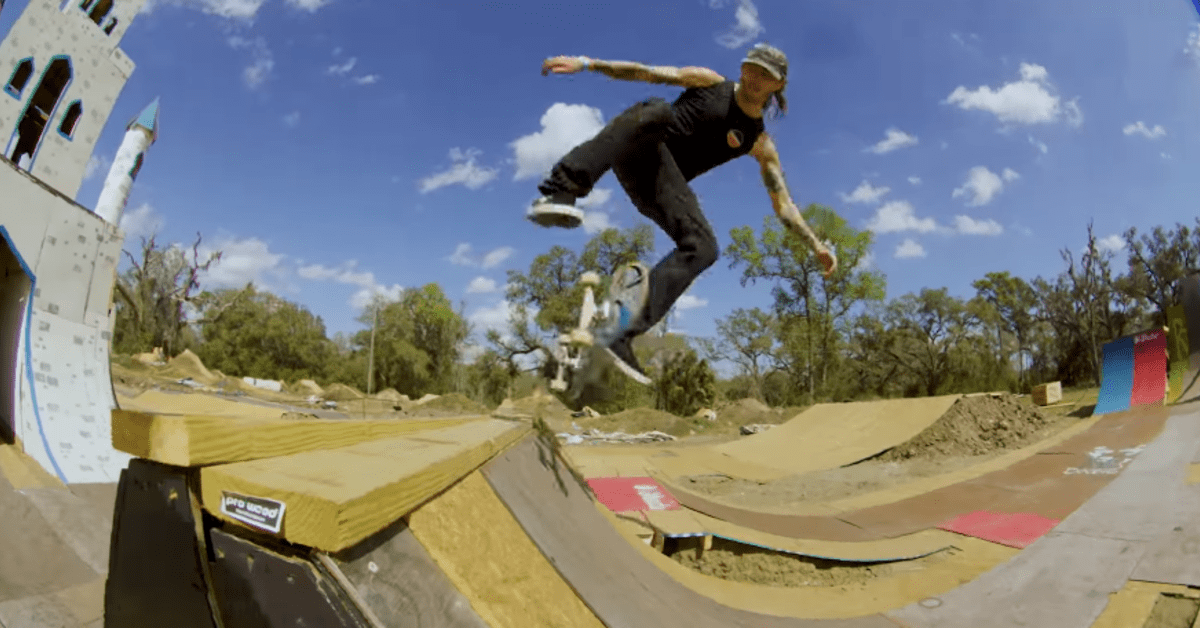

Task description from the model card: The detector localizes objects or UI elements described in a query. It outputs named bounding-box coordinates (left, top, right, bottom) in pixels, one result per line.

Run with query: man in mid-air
left=529, top=43, right=838, bottom=384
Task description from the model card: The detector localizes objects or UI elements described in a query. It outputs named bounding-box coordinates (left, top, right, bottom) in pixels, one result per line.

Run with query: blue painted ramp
left=1094, top=336, right=1135, bottom=415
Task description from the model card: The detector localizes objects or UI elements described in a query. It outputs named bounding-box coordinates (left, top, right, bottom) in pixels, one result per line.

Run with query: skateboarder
left=529, top=43, right=838, bottom=383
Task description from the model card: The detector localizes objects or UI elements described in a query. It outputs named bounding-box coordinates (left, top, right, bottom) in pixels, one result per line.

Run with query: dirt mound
left=668, top=536, right=952, bottom=587
left=158, top=349, right=218, bottom=385
left=876, top=393, right=1055, bottom=461
left=715, top=397, right=789, bottom=427
left=577, top=407, right=695, bottom=438
left=294, top=379, right=324, bottom=396
left=409, top=392, right=489, bottom=415
left=323, top=383, right=366, bottom=402
left=374, top=388, right=409, bottom=402
left=493, top=390, right=575, bottom=428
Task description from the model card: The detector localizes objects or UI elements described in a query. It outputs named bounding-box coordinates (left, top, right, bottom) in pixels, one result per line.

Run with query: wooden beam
left=111, top=409, right=485, bottom=466
left=199, top=420, right=530, bottom=552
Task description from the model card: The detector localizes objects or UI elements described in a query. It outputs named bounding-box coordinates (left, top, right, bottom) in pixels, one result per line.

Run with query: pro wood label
left=220, top=491, right=286, bottom=534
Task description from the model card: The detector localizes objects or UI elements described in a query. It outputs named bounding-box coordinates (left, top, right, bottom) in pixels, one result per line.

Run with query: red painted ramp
left=939, top=511, right=1060, bottom=549
left=586, top=477, right=680, bottom=513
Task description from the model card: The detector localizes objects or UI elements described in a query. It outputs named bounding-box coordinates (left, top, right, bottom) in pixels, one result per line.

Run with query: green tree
left=972, top=271, right=1038, bottom=390
left=655, top=348, right=716, bottom=417
left=112, top=232, right=223, bottom=356
left=352, top=284, right=469, bottom=397
left=195, top=284, right=335, bottom=382
left=725, top=205, right=885, bottom=403
left=1121, top=219, right=1200, bottom=323
left=710, top=307, right=776, bottom=401
left=884, top=288, right=978, bottom=396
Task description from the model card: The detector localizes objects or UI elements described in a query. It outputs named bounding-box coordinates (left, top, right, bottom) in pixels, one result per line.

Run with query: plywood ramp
left=199, top=419, right=528, bottom=552
left=407, top=472, right=605, bottom=628
left=481, top=433, right=1016, bottom=625
left=113, top=409, right=482, bottom=466
left=709, top=394, right=964, bottom=478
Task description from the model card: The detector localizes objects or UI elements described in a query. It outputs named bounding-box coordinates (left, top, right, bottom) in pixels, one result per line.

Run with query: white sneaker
left=527, top=196, right=584, bottom=229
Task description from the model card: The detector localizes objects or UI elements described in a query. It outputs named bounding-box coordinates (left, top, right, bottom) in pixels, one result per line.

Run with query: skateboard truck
left=550, top=271, right=602, bottom=392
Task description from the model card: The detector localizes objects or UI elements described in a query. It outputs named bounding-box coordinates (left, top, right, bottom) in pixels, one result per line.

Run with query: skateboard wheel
left=568, top=329, right=594, bottom=346
left=580, top=271, right=601, bottom=286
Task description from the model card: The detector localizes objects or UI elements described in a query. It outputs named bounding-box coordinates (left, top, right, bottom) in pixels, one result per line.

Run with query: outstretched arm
left=542, top=55, right=724, bottom=88
left=750, top=134, right=838, bottom=277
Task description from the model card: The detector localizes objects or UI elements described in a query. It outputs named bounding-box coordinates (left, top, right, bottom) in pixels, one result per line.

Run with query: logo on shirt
left=727, top=129, right=744, bottom=149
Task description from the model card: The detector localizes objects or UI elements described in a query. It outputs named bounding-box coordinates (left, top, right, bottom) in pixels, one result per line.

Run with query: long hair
left=765, top=86, right=788, bottom=121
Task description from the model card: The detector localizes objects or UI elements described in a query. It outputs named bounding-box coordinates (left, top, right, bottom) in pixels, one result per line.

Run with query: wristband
left=579, top=56, right=590, bottom=71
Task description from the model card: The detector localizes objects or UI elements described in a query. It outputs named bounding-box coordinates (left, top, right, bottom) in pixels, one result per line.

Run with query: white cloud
left=1186, top=24, right=1200, bottom=64
left=1162, top=152, right=1172, bottom=160
left=85, top=155, right=110, bottom=181
left=841, top=180, right=890, bottom=204
left=328, top=57, right=357, bottom=75
left=285, top=0, right=329, bottom=11
left=282, top=111, right=300, bottom=127
left=448, top=243, right=474, bottom=267
left=711, top=0, right=764, bottom=49
left=944, top=63, right=1082, bottom=128
left=952, top=166, right=1014, bottom=207
left=865, top=128, right=918, bottom=154
left=197, top=237, right=287, bottom=291
left=469, top=300, right=518, bottom=336
left=1002, top=168, right=1020, bottom=182
left=953, top=215, right=1004, bottom=236
left=908, top=176, right=921, bottom=185
left=865, top=201, right=938, bottom=234
left=448, top=244, right=515, bottom=269
left=510, top=103, right=605, bottom=181
left=481, top=246, right=515, bottom=269
left=419, top=148, right=499, bottom=193
left=353, top=75, right=380, bottom=85
left=299, top=260, right=403, bottom=310
left=676, top=294, right=708, bottom=310
left=1028, top=135, right=1048, bottom=154
left=578, top=188, right=613, bottom=209
left=467, top=276, right=500, bottom=294
left=854, top=251, right=875, bottom=272
left=895, top=239, right=927, bottom=259
left=297, top=260, right=376, bottom=289
left=227, top=36, right=274, bottom=89
left=582, top=211, right=616, bottom=234
left=1096, top=234, right=1125, bottom=253
left=349, top=284, right=404, bottom=311
left=1123, top=121, right=1166, bottom=139
left=118, top=203, right=164, bottom=242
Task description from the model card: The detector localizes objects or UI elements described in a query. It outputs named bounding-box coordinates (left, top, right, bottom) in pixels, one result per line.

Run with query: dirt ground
left=677, top=394, right=1083, bottom=510
left=666, top=536, right=957, bottom=588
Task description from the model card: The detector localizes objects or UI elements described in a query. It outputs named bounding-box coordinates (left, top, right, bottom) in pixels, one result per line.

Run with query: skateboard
left=549, top=262, right=652, bottom=402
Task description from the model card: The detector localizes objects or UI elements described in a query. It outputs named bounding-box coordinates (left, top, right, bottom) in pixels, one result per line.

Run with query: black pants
left=538, top=98, right=719, bottom=340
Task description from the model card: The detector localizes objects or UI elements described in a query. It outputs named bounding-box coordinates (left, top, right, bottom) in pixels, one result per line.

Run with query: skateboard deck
left=560, top=262, right=652, bottom=404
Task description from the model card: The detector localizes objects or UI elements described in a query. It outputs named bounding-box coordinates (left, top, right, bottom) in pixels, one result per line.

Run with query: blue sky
left=7, top=0, right=1200, bottom=362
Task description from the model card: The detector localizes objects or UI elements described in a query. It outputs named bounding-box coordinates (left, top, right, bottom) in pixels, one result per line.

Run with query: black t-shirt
left=664, top=80, right=765, bottom=181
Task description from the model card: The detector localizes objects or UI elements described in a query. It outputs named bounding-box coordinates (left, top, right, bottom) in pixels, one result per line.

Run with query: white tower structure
left=95, top=97, right=157, bottom=224
left=0, top=0, right=152, bottom=484
left=0, top=0, right=148, bottom=199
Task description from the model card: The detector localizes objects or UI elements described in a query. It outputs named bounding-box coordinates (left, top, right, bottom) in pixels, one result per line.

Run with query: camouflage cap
left=742, top=43, right=788, bottom=80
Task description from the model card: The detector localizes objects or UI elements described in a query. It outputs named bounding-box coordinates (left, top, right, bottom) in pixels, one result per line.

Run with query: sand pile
left=409, top=392, right=489, bottom=415
left=294, top=379, right=324, bottom=396
left=715, top=397, right=789, bottom=427
left=876, top=393, right=1055, bottom=461
left=323, top=383, right=366, bottom=402
left=576, top=407, right=695, bottom=438
left=668, top=536, right=951, bottom=587
left=374, top=388, right=409, bottom=403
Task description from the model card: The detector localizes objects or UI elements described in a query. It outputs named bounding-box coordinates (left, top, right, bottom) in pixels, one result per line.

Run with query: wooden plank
left=200, top=420, right=529, bottom=552
left=112, top=409, right=484, bottom=466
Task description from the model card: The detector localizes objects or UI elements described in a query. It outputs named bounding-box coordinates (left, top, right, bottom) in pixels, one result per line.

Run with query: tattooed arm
left=750, top=133, right=838, bottom=277
left=541, top=55, right=724, bottom=88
